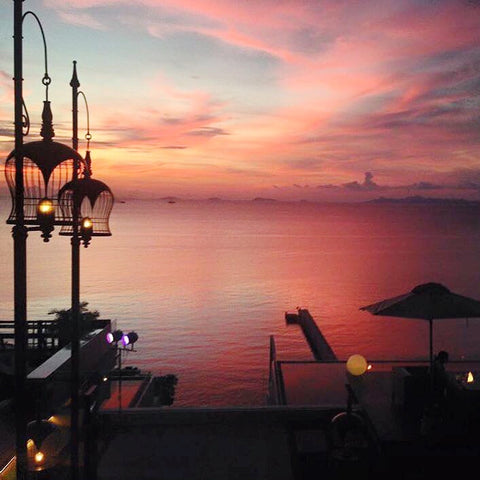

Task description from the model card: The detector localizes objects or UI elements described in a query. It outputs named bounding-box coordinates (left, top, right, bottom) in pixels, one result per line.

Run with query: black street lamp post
left=70, top=60, right=81, bottom=480
left=12, top=2, right=27, bottom=477
left=7, top=3, right=93, bottom=479
left=59, top=61, right=114, bottom=480
left=7, top=4, right=114, bottom=478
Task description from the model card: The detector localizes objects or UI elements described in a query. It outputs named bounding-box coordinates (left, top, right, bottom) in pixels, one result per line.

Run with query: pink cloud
left=43, top=1, right=479, bottom=64
left=377, top=3, right=480, bottom=55
left=56, top=11, right=107, bottom=29
left=20, top=1, right=478, bottom=200
left=91, top=77, right=229, bottom=151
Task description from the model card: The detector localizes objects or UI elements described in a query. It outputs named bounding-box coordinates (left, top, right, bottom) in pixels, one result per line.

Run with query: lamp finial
left=84, top=150, right=92, bottom=178
left=70, top=60, right=80, bottom=89
left=40, top=100, right=55, bottom=141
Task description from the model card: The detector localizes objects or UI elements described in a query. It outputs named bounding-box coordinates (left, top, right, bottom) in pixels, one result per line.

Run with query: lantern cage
left=26, top=418, right=62, bottom=472
left=5, top=140, right=85, bottom=226
left=58, top=176, right=114, bottom=237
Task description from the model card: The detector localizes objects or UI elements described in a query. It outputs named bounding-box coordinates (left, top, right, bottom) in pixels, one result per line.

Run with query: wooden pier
left=285, top=309, right=337, bottom=361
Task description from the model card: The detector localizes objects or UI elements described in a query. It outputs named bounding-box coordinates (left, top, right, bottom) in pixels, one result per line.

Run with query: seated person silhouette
left=432, top=350, right=449, bottom=404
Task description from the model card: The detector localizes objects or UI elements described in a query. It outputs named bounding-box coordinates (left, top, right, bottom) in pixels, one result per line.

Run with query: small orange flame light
left=80, top=216, right=93, bottom=247
left=37, top=198, right=54, bottom=215
left=81, top=217, right=93, bottom=230
left=34, top=451, right=44, bottom=465
left=467, top=371, right=474, bottom=383
left=36, top=197, right=55, bottom=241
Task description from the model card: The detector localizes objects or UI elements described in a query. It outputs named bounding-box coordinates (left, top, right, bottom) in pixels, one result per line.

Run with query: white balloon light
left=346, top=354, right=368, bottom=376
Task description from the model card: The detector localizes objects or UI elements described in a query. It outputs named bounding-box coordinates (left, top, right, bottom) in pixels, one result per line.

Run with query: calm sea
left=1, top=199, right=480, bottom=406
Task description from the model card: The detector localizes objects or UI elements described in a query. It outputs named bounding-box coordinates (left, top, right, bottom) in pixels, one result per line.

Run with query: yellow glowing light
left=38, top=199, right=54, bottom=214
left=34, top=451, right=44, bottom=464
left=346, top=354, right=368, bottom=376
left=82, top=217, right=93, bottom=229
left=367, top=364, right=372, bottom=370
left=467, top=371, right=474, bottom=383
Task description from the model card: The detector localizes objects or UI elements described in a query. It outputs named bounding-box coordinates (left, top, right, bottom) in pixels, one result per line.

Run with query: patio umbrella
left=360, top=282, right=480, bottom=373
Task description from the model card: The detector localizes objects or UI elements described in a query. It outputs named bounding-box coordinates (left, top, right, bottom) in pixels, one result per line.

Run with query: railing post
left=268, top=335, right=277, bottom=405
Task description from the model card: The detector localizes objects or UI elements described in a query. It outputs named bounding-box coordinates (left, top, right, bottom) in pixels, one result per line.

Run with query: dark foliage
left=48, top=301, right=100, bottom=347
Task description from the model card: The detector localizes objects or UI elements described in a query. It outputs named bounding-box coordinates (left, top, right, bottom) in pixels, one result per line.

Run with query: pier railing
left=0, top=320, right=59, bottom=350
left=0, top=318, right=112, bottom=350
left=268, top=335, right=286, bottom=405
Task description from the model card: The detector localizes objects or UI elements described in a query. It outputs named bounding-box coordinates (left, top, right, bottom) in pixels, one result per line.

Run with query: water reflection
left=1, top=200, right=480, bottom=405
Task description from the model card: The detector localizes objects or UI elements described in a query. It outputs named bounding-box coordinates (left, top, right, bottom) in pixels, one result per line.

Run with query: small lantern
left=58, top=151, right=114, bottom=247
left=27, top=418, right=57, bottom=452
left=36, top=197, right=55, bottom=241
left=80, top=216, right=93, bottom=245
left=26, top=418, right=61, bottom=472
left=4, top=101, right=85, bottom=240
left=34, top=450, right=45, bottom=465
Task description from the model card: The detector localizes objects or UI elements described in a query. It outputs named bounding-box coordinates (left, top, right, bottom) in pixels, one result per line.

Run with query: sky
left=0, top=0, right=479, bottom=202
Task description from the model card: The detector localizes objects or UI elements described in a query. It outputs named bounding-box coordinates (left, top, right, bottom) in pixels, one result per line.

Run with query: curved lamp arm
left=21, top=11, right=51, bottom=136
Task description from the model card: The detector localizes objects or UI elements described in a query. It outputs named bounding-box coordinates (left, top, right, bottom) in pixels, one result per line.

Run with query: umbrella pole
left=429, top=319, right=434, bottom=399
left=429, top=319, right=433, bottom=368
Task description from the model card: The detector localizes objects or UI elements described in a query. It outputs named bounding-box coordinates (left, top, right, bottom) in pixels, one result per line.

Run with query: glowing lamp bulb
left=82, top=217, right=93, bottom=229
left=467, top=371, right=474, bottom=383
left=122, top=334, right=130, bottom=347
left=34, top=451, right=44, bottom=464
left=346, top=354, right=368, bottom=376
left=106, top=332, right=114, bottom=344
left=38, top=199, right=54, bottom=214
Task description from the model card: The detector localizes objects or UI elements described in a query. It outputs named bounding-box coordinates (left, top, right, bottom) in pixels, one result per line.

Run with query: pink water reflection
left=1, top=200, right=480, bottom=405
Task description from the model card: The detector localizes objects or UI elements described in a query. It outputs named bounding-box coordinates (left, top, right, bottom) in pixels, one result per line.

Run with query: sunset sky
left=0, top=0, right=479, bottom=201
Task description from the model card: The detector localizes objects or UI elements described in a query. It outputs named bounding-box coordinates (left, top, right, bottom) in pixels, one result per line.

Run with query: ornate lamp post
left=57, top=61, right=114, bottom=480
left=7, top=3, right=85, bottom=478
left=61, top=62, right=114, bottom=240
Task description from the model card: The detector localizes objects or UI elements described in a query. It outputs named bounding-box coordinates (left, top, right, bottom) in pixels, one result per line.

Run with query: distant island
left=252, top=197, right=278, bottom=202
left=114, top=195, right=480, bottom=205
left=367, top=195, right=480, bottom=205
left=160, top=196, right=180, bottom=203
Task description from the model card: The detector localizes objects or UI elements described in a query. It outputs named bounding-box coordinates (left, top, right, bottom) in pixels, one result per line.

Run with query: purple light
left=121, top=334, right=130, bottom=347
left=106, top=332, right=114, bottom=344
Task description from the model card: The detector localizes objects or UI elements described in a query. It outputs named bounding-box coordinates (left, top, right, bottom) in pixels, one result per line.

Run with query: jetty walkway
left=285, top=308, right=336, bottom=361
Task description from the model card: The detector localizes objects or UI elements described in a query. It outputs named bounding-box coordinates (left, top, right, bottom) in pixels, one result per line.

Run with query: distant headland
left=111, top=194, right=480, bottom=205
left=252, top=197, right=278, bottom=202
left=367, top=195, right=480, bottom=205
